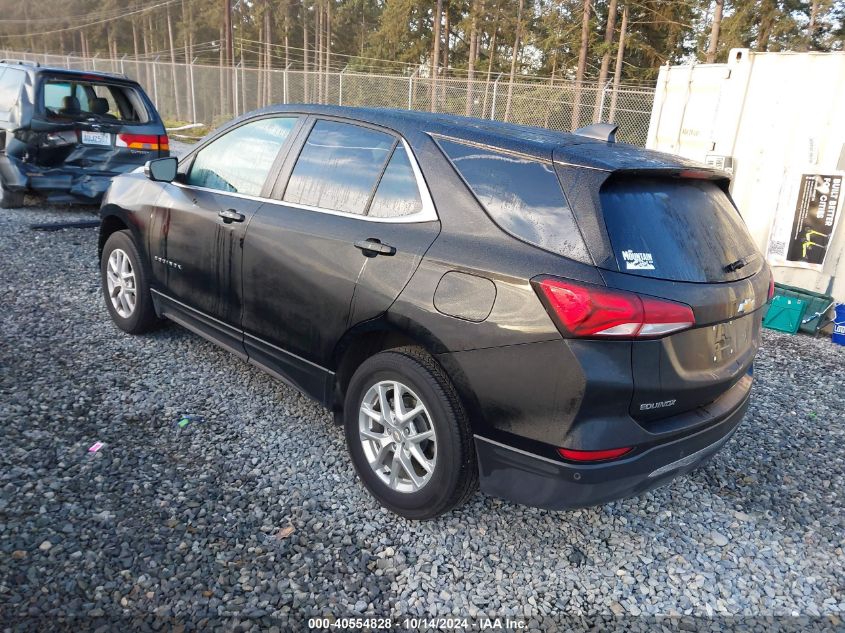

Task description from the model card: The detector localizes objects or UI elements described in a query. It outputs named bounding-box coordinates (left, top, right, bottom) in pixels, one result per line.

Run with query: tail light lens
left=558, top=446, right=633, bottom=462
left=116, top=133, right=169, bottom=151
left=535, top=277, right=695, bottom=339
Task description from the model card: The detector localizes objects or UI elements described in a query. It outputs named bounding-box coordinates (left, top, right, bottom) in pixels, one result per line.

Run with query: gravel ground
left=1, top=202, right=844, bottom=631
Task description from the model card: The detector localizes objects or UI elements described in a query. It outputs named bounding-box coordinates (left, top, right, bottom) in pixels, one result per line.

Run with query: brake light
left=116, top=133, right=169, bottom=151
left=558, top=446, right=632, bottom=462
left=767, top=276, right=775, bottom=302
left=535, top=277, right=695, bottom=339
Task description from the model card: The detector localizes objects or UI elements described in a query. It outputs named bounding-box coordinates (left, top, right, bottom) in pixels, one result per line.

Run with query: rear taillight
left=767, top=276, right=775, bottom=303
left=558, top=446, right=632, bottom=462
left=535, top=277, right=695, bottom=339
left=116, top=133, right=169, bottom=151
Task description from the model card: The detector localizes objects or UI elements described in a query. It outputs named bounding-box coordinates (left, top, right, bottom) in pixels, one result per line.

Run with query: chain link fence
left=1, top=50, right=655, bottom=146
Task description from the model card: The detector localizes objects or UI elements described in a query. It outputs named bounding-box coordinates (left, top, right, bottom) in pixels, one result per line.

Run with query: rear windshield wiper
left=724, top=256, right=752, bottom=273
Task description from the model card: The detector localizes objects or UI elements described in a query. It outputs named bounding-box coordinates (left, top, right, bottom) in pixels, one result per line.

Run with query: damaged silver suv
left=0, top=60, right=168, bottom=207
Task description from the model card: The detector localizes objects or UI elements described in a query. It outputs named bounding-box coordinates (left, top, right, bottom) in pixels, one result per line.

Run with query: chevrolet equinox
left=98, top=106, right=771, bottom=519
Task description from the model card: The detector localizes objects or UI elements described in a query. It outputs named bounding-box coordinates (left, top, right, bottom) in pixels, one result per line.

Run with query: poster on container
left=767, top=172, right=843, bottom=270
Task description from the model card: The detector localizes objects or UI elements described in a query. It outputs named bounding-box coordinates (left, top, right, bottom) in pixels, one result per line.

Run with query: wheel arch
left=330, top=317, right=452, bottom=416
left=99, top=206, right=151, bottom=266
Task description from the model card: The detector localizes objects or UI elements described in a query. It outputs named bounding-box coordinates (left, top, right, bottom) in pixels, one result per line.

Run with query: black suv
left=98, top=105, right=771, bottom=519
left=0, top=60, right=168, bottom=207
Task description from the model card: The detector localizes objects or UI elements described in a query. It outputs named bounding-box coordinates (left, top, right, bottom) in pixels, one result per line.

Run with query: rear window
left=284, top=120, right=395, bottom=215
left=437, top=138, right=590, bottom=262
left=600, top=177, right=760, bottom=282
left=0, top=68, right=26, bottom=114
left=40, top=78, right=149, bottom=123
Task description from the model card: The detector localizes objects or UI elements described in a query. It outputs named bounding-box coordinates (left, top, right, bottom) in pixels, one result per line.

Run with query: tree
left=706, top=0, right=724, bottom=62
left=571, top=0, right=592, bottom=129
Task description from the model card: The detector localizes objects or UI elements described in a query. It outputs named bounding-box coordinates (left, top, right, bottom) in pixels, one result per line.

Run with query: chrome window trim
left=174, top=138, right=438, bottom=224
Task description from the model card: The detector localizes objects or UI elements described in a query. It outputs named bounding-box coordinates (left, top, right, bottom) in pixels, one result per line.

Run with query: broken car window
left=41, top=78, right=149, bottom=123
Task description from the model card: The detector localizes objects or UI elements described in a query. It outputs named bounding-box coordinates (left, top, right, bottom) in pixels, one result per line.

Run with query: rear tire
left=0, top=186, right=25, bottom=209
left=100, top=230, right=159, bottom=334
left=344, top=347, right=478, bottom=519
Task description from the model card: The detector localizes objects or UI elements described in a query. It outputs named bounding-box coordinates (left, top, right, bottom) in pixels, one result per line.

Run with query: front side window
left=187, top=117, right=298, bottom=196
left=437, top=138, right=589, bottom=261
left=41, top=78, right=149, bottom=123
left=283, top=120, right=394, bottom=215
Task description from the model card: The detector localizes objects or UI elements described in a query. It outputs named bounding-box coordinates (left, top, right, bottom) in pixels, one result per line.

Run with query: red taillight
left=558, top=446, right=633, bottom=462
left=116, top=133, right=169, bottom=151
left=767, top=277, right=775, bottom=302
left=535, top=277, right=695, bottom=339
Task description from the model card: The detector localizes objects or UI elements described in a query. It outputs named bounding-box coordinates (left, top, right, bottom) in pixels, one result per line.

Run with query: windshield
left=41, top=78, right=150, bottom=123
left=599, top=177, right=760, bottom=283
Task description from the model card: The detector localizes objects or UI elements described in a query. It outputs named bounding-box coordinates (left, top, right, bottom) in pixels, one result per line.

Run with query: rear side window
left=437, top=138, right=590, bottom=262
left=284, top=120, right=394, bottom=215
left=188, top=117, right=298, bottom=196
left=600, top=177, right=760, bottom=282
left=40, top=78, right=150, bottom=123
left=0, top=68, right=26, bottom=114
left=368, top=147, right=423, bottom=218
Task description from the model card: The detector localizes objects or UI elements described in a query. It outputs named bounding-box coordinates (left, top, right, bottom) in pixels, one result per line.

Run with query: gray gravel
left=1, top=202, right=844, bottom=630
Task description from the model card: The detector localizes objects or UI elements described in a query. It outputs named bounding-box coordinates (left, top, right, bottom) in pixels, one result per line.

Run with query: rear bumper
left=474, top=390, right=749, bottom=510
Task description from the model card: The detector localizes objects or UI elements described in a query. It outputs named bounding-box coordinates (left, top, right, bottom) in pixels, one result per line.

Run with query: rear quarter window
left=600, top=177, right=760, bottom=282
left=0, top=68, right=26, bottom=116
left=436, top=137, right=590, bottom=262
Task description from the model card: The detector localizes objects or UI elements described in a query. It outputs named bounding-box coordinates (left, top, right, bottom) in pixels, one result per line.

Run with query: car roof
left=0, top=61, right=136, bottom=84
left=248, top=103, right=713, bottom=173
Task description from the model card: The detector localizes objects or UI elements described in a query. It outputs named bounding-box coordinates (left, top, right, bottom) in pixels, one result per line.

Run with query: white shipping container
left=646, top=49, right=845, bottom=301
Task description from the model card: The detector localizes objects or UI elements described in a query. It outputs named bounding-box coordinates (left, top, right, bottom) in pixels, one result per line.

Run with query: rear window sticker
left=622, top=250, right=655, bottom=270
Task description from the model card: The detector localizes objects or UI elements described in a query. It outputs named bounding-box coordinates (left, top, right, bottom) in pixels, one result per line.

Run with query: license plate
left=81, top=131, right=111, bottom=146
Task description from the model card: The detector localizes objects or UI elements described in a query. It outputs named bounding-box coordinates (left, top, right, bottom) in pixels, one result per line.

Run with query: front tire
left=0, top=185, right=25, bottom=209
left=100, top=230, right=159, bottom=334
left=344, top=347, right=478, bottom=519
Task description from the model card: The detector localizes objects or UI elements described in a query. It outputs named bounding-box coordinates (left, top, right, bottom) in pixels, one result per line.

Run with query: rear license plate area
left=81, top=131, right=111, bottom=146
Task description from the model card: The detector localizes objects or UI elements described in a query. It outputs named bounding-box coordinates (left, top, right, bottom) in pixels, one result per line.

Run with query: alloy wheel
left=358, top=380, right=437, bottom=493
left=106, top=248, right=137, bottom=318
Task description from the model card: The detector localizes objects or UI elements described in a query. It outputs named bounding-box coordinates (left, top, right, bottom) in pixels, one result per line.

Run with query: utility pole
left=326, top=0, right=332, bottom=102
left=265, top=0, right=273, bottom=105
left=503, top=0, right=524, bottom=122
left=571, top=0, right=592, bottom=130
left=222, top=0, right=234, bottom=113
left=167, top=4, right=182, bottom=120
left=466, top=0, right=480, bottom=116
left=593, top=0, right=617, bottom=122
left=303, top=2, right=309, bottom=102
left=608, top=4, right=628, bottom=122
left=706, top=0, right=724, bottom=63
left=431, top=0, right=443, bottom=112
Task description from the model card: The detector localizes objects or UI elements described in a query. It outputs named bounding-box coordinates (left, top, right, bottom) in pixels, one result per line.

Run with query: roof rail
left=573, top=122, right=618, bottom=143
left=0, top=59, right=39, bottom=67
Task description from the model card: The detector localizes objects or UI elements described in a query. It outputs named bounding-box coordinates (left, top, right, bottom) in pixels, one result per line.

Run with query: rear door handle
left=218, top=208, right=245, bottom=224
left=354, top=238, right=396, bottom=257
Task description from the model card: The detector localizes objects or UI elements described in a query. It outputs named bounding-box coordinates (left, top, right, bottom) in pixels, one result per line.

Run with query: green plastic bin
left=763, top=295, right=808, bottom=334
left=762, top=283, right=834, bottom=334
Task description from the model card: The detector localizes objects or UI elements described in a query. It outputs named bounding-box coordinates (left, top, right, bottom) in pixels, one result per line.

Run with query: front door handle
left=218, top=208, right=245, bottom=224
left=354, top=238, right=396, bottom=257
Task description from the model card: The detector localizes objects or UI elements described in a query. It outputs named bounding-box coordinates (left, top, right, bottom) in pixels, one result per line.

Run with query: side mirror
left=144, top=157, right=178, bottom=182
